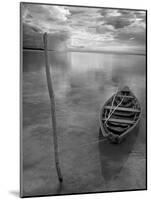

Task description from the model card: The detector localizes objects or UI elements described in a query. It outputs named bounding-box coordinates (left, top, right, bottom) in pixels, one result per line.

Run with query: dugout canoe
left=99, top=86, right=141, bottom=144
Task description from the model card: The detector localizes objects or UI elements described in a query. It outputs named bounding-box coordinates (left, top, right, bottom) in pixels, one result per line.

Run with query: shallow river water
left=22, top=50, right=146, bottom=196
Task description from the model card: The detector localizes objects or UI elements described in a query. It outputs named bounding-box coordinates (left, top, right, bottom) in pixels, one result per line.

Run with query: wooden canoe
left=99, top=86, right=141, bottom=144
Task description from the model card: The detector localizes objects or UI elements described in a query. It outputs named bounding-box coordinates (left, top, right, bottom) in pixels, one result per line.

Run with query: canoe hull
left=99, top=118, right=140, bottom=144
left=99, top=87, right=141, bottom=144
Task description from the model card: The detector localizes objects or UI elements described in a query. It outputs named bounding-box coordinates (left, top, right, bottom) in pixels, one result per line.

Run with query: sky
left=22, top=3, right=146, bottom=54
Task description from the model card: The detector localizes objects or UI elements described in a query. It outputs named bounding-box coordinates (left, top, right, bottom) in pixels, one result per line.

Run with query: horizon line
left=23, top=47, right=146, bottom=56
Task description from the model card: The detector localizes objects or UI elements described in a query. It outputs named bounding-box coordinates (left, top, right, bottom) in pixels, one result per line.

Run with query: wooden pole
left=43, top=32, right=63, bottom=182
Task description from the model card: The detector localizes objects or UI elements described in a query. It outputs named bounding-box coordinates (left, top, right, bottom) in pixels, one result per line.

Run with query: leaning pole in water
left=43, top=32, right=63, bottom=183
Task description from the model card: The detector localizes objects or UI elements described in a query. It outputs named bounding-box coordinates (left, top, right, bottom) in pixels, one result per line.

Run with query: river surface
left=22, top=50, right=146, bottom=197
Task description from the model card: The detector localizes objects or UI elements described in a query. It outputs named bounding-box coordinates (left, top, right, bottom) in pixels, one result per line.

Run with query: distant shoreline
left=23, top=48, right=146, bottom=56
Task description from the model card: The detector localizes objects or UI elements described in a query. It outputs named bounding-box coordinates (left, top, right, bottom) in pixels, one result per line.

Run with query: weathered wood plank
left=102, top=118, right=135, bottom=124
left=117, top=95, right=134, bottom=99
left=104, top=106, right=140, bottom=113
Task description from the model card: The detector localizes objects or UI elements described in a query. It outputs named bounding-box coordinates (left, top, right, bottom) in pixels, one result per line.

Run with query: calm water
left=22, top=51, right=146, bottom=196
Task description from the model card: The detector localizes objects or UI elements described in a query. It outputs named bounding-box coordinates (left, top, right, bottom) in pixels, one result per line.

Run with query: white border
left=0, top=0, right=150, bottom=199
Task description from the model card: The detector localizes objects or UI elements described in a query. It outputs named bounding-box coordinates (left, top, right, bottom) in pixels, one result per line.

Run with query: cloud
left=22, top=4, right=146, bottom=53
left=22, top=4, right=70, bottom=32
left=97, top=9, right=135, bottom=29
left=22, top=4, right=71, bottom=50
left=97, top=24, right=115, bottom=32
left=23, top=4, right=70, bottom=22
left=23, top=22, right=70, bottom=50
left=113, top=13, right=146, bottom=49
left=97, top=9, right=145, bottom=30
left=93, top=9, right=146, bottom=52
left=115, top=24, right=146, bottom=46
left=68, top=7, right=88, bottom=15
left=104, top=17, right=133, bottom=29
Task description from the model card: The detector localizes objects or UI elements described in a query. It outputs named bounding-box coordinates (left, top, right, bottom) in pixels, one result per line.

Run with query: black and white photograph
left=20, top=2, right=147, bottom=197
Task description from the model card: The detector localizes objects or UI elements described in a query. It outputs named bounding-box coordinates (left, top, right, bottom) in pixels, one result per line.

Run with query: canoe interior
left=101, top=86, right=141, bottom=141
